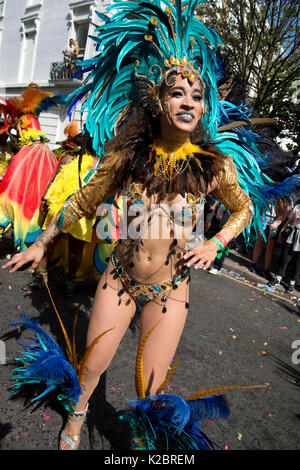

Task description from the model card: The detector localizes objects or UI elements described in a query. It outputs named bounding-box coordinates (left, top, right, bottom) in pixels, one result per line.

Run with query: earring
left=162, top=101, right=171, bottom=113
left=151, top=97, right=164, bottom=117
left=199, top=103, right=207, bottom=121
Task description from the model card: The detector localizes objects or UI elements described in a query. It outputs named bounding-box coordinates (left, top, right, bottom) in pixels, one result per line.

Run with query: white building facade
left=0, top=0, right=112, bottom=148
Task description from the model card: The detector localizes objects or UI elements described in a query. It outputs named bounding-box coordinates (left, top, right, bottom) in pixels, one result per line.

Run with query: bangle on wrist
left=211, top=236, right=225, bottom=251
left=213, top=233, right=228, bottom=247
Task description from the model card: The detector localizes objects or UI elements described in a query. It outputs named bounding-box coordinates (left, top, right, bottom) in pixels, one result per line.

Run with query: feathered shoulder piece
left=9, top=83, right=54, bottom=115
left=0, top=83, right=67, bottom=135
left=55, top=121, right=81, bottom=156
left=64, top=120, right=79, bottom=139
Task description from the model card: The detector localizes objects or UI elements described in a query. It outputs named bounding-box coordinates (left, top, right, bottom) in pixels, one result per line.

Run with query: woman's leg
left=291, top=251, right=300, bottom=281
left=250, top=232, right=265, bottom=270
left=264, top=238, right=277, bottom=271
left=138, top=278, right=189, bottom=396
left=287, top=251, right=300, bottom=291
left=277, top=243, right=293, bottom=278
left=67, top=235, right=85, bottom=279
left=60, top=260, right=135, bottom=449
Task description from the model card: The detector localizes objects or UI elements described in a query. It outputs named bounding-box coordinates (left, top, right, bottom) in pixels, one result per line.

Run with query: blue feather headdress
left=67, top=0, right=222, bottom=156
left=66, top=0, right=293, bottom=242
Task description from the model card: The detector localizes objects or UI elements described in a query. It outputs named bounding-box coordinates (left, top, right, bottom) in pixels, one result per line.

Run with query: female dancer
left=3, top=1, right=257, bottom=450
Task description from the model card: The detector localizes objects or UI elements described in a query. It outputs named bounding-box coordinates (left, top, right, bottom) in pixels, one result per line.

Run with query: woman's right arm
left=2, top=150, right=122, bottom=273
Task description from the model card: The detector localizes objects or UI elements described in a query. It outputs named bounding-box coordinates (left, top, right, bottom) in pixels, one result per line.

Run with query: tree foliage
left=198, top=0, right=300, bottom=149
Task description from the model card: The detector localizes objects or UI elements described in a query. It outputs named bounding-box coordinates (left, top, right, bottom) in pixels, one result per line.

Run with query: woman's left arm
left=184, top=155, right=253, bottom=269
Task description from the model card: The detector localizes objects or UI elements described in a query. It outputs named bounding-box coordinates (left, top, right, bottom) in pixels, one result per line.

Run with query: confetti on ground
left=42, top=412, right=50, bottom=421
left=238, top=433, right=243, bottom=440
left=198, top=334, right=207, bottom=339
left=268, top=413, right=276, bottom=418
left=17, top=305, right=21, bottom=309
left=224, top=445, right=229, bottom=450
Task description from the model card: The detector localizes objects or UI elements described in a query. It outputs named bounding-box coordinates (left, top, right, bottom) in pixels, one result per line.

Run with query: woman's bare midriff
left=115, top=191, right=204, bottom=284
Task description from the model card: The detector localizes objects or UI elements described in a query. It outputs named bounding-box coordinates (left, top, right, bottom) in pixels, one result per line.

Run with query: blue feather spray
left=10, top=316, right=81, bottom=412
left=120, top=393, right=229, bottom=450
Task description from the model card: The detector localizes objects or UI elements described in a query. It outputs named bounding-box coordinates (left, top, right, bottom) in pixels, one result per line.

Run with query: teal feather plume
left=64, top=0, right=222, bottom=156
left=9, top=315, right=81, bottom=412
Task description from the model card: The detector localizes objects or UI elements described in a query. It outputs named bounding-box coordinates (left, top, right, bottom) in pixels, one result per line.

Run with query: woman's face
left=159, top=74, right=205, bottom=141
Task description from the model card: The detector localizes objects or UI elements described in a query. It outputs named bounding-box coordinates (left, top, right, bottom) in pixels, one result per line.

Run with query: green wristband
left=211, top=236, right=225, bottom=251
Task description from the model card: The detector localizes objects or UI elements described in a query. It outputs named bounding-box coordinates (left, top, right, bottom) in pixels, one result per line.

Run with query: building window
left=0, top=1, right=5, bottom=18
left=74, top=20, right=89, bottom=59
left=22, top=31, right=36, bottom=81
left=25, top=0, right=42, bottom=9
left=19, top=13, right=40, bottom=83
left=68, top=1, right=96, bottom=60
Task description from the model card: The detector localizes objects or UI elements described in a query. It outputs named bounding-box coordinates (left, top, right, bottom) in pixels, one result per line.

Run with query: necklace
left=149, top=138, right=206, bottom=182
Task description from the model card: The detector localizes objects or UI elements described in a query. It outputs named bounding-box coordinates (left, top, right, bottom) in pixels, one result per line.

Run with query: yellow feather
left=135, top=319, right=164, bottom=398
left=78, top=328, right=115, bottom=384
left=43, top=153, right=94, bottom=220
left=185, top=384, right=268, bottom=401
left=43, top=279, right=73, bottom=363
left=72, top=314, right=78, bottom=371
left=156, top=358, right=179, bottom=394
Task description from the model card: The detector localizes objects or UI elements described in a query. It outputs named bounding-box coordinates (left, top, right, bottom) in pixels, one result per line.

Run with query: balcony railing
left=50, top=61, right=82, bottom=81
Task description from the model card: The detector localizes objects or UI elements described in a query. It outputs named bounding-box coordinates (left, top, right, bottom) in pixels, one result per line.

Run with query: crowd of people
left=0, top=0, right=299, bottom=452
left=204, top=192, right=299, bottom=292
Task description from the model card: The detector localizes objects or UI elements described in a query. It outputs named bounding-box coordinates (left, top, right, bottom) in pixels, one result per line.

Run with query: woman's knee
left=83, top=354, right=112, bottom=378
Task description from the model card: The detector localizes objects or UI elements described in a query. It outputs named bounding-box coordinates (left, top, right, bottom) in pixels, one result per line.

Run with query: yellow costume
left=43, top=153, right=118, bottom=282
left=43, top=153, right=96, bottom=242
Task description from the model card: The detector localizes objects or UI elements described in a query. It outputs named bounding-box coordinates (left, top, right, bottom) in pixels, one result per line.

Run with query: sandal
left=59, top=404, right=89, bottom=450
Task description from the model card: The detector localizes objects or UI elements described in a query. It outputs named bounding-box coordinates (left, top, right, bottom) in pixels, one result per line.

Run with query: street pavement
left=0, top=232, right=299, bottom=453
